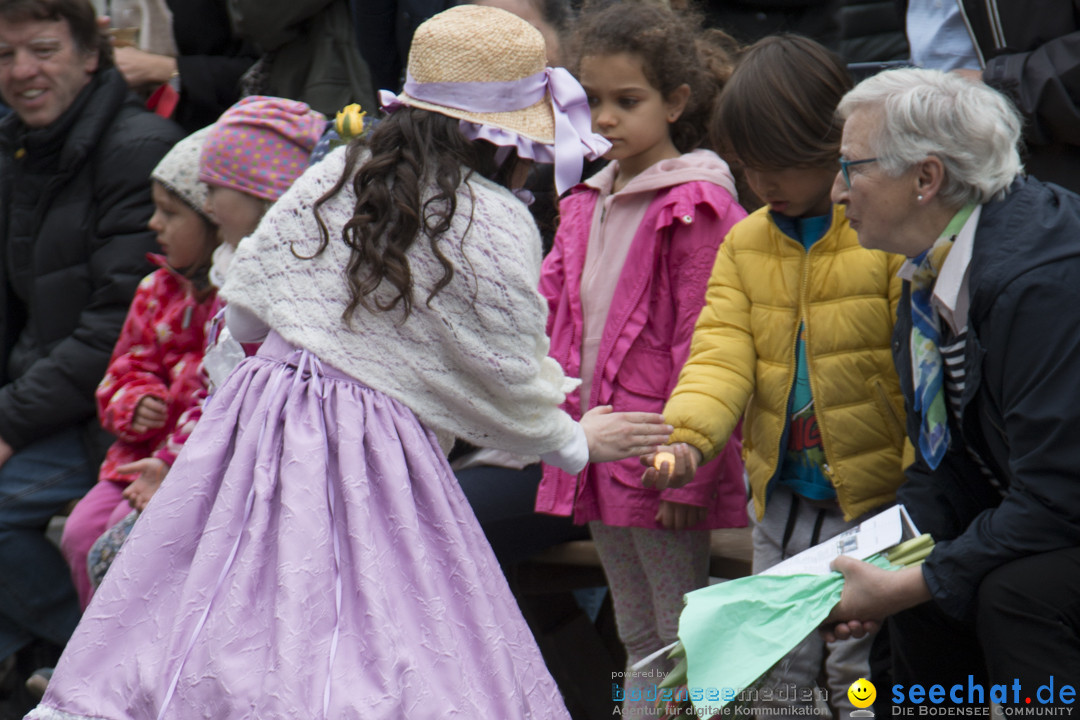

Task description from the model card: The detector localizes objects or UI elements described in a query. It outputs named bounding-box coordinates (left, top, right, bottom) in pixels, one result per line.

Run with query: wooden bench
left=514, top=526, right=754, bottom=594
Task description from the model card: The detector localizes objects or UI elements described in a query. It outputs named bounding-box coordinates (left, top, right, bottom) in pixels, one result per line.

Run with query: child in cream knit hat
left=59, top=128, right=221, bottom=613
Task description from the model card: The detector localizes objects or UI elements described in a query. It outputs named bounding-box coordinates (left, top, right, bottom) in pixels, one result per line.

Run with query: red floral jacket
left=95, top=255, right=216, bottom=482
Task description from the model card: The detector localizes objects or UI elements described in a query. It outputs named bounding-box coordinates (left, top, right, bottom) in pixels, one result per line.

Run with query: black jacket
left=349, top=0, right=451, bottom=95
left=702, top=0, right=840, bottom=48
left=228, top=0, right=375, bottom=117
left=837, top=0, right=908, bottom=62
left=168, top=0, right=257, bottom=133
left=965, top=0, right=1080, bottom=194
left=901, top=0, right=1080, bottom=192
left=0, top=68, right=183, bottom=461
left=895, top=176, right=1080, bottom=620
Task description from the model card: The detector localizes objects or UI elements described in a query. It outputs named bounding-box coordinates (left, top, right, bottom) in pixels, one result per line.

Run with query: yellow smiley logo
left=848, top=678, right=876, bottom=709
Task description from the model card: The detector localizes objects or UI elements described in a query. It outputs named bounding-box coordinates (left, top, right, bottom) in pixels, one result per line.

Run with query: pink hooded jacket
left=536, top=151, right=748, bottom=529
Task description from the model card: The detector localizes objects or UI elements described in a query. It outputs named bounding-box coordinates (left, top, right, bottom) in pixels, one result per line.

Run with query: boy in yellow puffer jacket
left=643, top=35, right=908, bottom=717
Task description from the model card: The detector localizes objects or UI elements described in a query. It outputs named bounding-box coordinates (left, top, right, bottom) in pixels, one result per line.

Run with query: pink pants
left=60, top=480, right=132, bottom=610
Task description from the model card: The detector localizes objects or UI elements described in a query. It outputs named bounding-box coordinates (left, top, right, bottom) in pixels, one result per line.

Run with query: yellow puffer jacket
left=664, top=204, right=908, bottom=521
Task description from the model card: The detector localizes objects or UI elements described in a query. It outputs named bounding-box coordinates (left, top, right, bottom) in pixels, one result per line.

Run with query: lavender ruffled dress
left=28, top=333, right=571, bottom=720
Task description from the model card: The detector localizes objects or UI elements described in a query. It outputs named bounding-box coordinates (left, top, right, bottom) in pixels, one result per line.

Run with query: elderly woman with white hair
left=825, top=68, right=1080, bottom=707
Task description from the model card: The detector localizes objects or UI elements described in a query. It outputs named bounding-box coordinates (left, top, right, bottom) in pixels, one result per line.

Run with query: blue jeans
left=0, top=427, right=96, bottom=659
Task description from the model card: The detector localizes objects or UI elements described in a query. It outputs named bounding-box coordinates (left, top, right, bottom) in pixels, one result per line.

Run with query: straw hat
left=394, top=5, right=555, bottom=143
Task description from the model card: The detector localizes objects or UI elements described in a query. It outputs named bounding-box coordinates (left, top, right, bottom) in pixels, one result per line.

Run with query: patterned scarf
left=908, top=205, right=975, bottom=469
left=909, top=237, right=954, bottom=469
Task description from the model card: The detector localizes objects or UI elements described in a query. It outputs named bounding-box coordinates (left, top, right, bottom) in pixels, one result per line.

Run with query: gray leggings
left=591, top=521, right=710, bottom=718
left=750, top=486, right=877, bottom=718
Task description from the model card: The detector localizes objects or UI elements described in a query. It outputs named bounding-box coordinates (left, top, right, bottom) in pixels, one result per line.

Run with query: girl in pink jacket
left=60, top=130, right=219, bottom=610
left=535, top=4, right=747, bottom=713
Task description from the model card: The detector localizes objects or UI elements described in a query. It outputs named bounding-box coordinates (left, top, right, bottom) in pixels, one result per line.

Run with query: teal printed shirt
left=772, top=212, right=835, bottom=501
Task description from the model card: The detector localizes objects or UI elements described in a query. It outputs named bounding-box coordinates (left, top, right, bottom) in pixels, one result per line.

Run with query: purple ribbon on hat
left=379, top=67, right=610, bottom=195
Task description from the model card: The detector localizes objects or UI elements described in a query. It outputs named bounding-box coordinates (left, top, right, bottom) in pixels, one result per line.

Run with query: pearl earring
left=917, top=194, right=924, bottom=201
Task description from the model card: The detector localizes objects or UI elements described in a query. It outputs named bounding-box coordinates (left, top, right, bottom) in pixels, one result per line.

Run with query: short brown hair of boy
left=714, top=34, right=851, bottom=171
left=0, top=0, right=113, bottom=69
left=572, top=1, right=739, bottom=154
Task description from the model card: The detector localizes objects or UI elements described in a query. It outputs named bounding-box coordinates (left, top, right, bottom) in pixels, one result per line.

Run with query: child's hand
left=119, top=458, right=169, bottom=512
left=655, top=500, right=707, bottom=531
left=641, top=442, right=702, bottom=490
left=131, top=396, right=168, bottom=433
left=580, top=405, right=672, bottom=463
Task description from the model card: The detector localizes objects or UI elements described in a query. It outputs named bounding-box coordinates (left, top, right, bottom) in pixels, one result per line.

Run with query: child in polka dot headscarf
left=199, top=96, right=326, bottom=286
left=193, top=96, right=326, bottom=392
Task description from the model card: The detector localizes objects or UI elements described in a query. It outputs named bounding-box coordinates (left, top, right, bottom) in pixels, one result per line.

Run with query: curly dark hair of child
left=570, top=1, right=740, bottom=154
left=306, top=108, right=521, bottom=324
left=713, top=34, right=853, bottom=171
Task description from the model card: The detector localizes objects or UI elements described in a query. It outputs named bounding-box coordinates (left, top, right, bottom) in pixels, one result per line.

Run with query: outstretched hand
left=641, top=442, right=703, bottom=490
left=580, top=405, right=672, bottom=463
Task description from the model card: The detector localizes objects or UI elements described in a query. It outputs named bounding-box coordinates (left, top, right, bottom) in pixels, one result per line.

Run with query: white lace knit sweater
left=222, top=148, right=579, bottom=456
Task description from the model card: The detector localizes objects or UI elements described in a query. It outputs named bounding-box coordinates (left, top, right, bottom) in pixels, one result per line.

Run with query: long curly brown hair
left=307, top=108, right=519, bottom=323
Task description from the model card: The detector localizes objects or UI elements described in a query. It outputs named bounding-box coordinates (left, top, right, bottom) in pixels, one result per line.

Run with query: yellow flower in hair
left=334, top=104, right=368, bottom=140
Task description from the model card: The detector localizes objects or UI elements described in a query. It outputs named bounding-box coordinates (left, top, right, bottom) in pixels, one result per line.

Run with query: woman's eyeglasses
left=840, top=157, right=878, bottom=188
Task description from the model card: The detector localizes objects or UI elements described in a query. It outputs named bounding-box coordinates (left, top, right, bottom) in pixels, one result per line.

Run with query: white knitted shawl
left=222, top=148, right=578, bottom=455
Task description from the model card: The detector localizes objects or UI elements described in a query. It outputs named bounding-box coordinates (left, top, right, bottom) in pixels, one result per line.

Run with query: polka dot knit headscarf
left=199, top=96, right=327, bottom=202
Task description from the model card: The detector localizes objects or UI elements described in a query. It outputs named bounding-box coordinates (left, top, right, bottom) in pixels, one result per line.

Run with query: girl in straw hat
left=28, top=5, right=667, bottom=720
